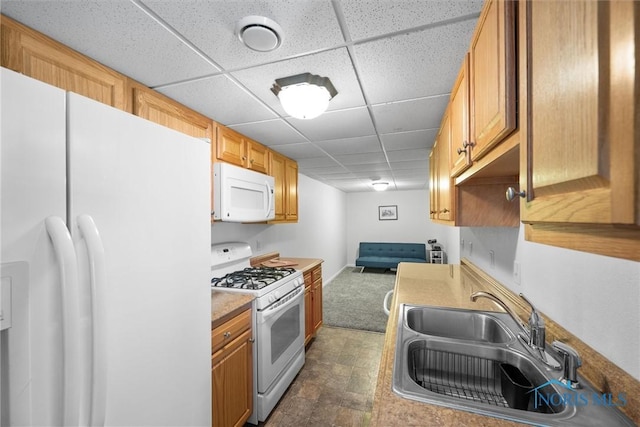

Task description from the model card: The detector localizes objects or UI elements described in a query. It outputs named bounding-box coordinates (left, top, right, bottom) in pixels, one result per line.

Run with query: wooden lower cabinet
left=304, top=264, right=323, bottom=345
left=212, top=308, right=253, bottom=427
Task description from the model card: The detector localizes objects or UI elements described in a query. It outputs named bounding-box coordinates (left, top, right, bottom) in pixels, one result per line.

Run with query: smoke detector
left=235, top=16, right=283, bottom=52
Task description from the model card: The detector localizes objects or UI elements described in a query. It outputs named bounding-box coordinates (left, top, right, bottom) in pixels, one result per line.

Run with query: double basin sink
left=393, top=304, right=634, bottom=426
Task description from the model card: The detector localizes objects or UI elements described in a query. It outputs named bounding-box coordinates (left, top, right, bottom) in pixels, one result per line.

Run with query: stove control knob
left=268, top=294, right=276, bottom=303
left=274, top=291, right=280, bottom=300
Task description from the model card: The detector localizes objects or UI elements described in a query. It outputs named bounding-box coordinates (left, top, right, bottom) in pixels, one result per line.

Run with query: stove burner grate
left=211, top=266, right=297, bottom=290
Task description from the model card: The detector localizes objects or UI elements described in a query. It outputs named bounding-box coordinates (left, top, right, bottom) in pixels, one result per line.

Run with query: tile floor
left=258, top=326, right=385, bottom=427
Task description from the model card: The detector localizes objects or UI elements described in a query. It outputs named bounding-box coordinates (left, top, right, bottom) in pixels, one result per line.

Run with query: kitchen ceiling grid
left=1, top=0, right=483, bottom=192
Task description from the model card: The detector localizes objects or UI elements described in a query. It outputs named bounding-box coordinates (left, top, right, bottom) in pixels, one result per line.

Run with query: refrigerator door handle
left=45, top=216, right=82, bottom=426
left=77, top=215, right=107, bottom=427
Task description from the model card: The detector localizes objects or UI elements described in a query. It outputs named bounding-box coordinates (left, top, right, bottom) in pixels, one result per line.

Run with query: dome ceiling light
left=372, top=181, right=389, bottom=191
left=235, top=16, right=283, bottom=52
left=270, top=73, right=338, bottom=120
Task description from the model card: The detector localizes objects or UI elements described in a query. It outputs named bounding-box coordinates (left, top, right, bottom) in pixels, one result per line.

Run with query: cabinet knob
left=223, top=331, right=231, bottom=339
left=456, top=141, right=474, bottom=155
left=441, top=208, right=450, bottom=213
left=506, top=187, right=526, bottom=201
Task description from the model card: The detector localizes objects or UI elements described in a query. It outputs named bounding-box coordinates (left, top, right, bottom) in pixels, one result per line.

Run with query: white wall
left=345, top=189, right=460, bottom=265
left=211, top=174, right=347, bottom=282
left=460, top=225, right=640, bottom=380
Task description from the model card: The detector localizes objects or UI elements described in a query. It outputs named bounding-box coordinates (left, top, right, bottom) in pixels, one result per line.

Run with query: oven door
left=255, top=286, right=305, bottom=393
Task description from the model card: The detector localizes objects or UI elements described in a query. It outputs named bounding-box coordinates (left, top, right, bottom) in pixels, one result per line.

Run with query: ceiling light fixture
left=270, top=73, right=338, bottom=120
left=235, top=16, right=283, bottom=52
left=372, top=181, right=389, bottom=191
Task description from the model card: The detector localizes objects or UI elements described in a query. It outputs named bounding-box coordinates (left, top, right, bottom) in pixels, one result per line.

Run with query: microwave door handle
left=265, top=180, right=272, bottom=218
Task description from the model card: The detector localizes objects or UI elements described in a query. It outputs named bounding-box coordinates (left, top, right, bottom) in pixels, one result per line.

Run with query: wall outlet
left=489, top=250, right=495, bottom=268
left=469, top=242, right=473, bottom=255
left=513, top=261, right=521, bottom=285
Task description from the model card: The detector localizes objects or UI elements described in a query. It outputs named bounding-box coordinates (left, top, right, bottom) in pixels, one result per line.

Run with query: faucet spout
left=470, top=291, right=530, bottom=339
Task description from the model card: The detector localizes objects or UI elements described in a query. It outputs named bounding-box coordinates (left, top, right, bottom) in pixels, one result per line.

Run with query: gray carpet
left=322, top=267, right=396, bottom=333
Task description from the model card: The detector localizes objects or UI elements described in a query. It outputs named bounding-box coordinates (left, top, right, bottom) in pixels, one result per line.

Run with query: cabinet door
left=469, top=0, right=516, bottom=161
left=304, top=285, right=313, bottom=345
left=436, top=112, right=454, bottom=222
left=312, top=279, right=323, bottom=332
left=216, top=125, right=246, bottom=167
left=285, top=159, right=298, bottom=221
left=270, top=152, right=286, bottom=221
left=521, top=0, right=636, bottom=225
left=246, top=139, right=269, bottom=174
left=132, top=86, right=213, bottom=140
left=1, top=16, right=127, bottom=110
left=212, top=329, right=253, bottom=427
left=449, top=54, right=471, bottom=177
left=429, top=150, right=437, bottom=219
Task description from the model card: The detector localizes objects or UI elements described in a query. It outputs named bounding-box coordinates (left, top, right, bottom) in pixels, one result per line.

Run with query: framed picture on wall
left=379, top=205, right=398, bottom=220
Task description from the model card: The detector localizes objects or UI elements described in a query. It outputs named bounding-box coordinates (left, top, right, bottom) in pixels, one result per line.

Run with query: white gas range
left=211, top=242, right=305, bottom=424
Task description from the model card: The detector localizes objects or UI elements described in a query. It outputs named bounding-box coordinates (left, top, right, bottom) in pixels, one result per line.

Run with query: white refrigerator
left=0, top=68, right=211, bottom=426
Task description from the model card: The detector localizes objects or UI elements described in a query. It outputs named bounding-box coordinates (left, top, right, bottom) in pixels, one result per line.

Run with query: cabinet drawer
left=311, top=266, right=322, bottom=282
left=212, top=308, right=251, bottom=354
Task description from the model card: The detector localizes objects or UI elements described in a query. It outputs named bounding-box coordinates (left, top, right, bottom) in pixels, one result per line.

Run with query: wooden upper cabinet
left=469, top=0, right=516, bottom=161
left=519, top=0, right=639, bottom=261
left=215, top=124, right=268, bottom=173
left=430, top=110, right=454, bottom=223
left=132, top=85, right=213, bottom=141
left=285, top=159, right=298, bottom=221
left=245, top=138, right=269, bottom=174
left=449, top=54, right=471, bottom=177
left=270, top=151, right=287, bottom=221
left=521, top=0, right=636, bottom=225
left=1, top=15, right=127, bottom=110
left=215, top=125, right=246, bottom=167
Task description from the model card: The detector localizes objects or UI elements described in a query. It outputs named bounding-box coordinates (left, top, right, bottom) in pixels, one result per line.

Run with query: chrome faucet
left=470, top=291, right=546, bottom=355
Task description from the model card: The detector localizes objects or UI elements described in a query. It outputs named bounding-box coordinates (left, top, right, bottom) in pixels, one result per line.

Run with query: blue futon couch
left=355, top=242, right=428, bottom=272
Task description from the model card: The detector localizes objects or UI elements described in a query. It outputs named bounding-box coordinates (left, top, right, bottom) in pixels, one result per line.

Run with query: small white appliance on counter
left=1, top=68, right=211, bottom=426
left=210, top=242, right=305, bottom=424
left=212, top=162, right=275, bottom=223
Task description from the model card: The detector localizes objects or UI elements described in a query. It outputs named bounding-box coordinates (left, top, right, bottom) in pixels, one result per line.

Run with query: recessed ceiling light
left=235, top=16, right=283, bottom=52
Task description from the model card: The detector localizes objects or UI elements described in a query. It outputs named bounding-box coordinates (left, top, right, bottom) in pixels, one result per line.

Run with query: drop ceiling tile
left=143, top=0, right=344, bottom=70
left=290, top=107, right=375, bottom=141
left=346, top=162, right=391, bottom=173
left=372, top=95, right=449, bottom=133
left=387, top=148, right=430, bottom=163
left=296, top=157, right=343, bottom=169
left=302, top=166, right=351, bottom=176
left=340, top=0, right=483, bottom=40
left=314, top=135, right=381, bottom=156
left=157, top=75, right=277, bottom=125
left=232, top=48, right=365, bottom=116
left=2, top=0, right=218, bottom=87
left=270, top=143, right=326, bottom=159
left=354, top=19, right=477, bottom=104
left=389, top=160, right=429, bottom=171
left=230, top=120, right=307, bottom=146
left=333, top=152, right=387, bottom=166
left=381, top=129, right=438, bottom=151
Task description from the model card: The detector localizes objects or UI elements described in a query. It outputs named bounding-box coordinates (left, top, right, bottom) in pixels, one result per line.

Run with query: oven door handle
left=258, top=287, right=303, bottom=323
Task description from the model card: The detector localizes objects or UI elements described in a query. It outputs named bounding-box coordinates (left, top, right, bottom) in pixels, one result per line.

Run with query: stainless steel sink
left=405, top=305, right=513, bottom=343
left=393, top=304, right=635, bottom=426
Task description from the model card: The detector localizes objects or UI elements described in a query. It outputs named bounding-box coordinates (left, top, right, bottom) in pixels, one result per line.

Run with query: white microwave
left=212, top=162, right=275, bottom=222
